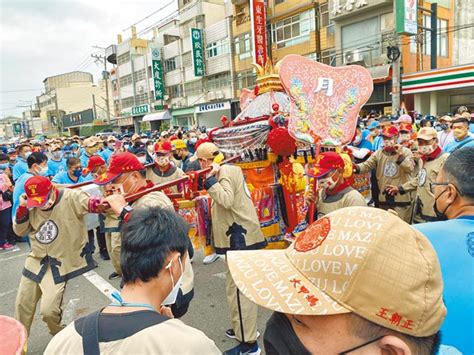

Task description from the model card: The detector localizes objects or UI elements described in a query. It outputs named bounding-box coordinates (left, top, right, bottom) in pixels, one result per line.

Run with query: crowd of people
left=0, top=106, right=473, bottom=355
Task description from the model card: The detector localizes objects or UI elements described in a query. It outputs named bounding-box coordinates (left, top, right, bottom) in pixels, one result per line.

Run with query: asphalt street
left=0, top=242, right=271, bottom=354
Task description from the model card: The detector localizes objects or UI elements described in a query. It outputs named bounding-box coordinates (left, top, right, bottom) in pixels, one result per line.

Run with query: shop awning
left=142, top=111, right=172, bottom=122
left=368, top=65, right=392, bottom=84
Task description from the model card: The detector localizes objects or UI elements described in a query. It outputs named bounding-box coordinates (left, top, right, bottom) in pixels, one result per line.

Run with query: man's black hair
left=121, top=207, right=190, bottom=284
left=443, top=147, right=474, bottom=201
left=0, top=153, right=8, bottom=162
left=66, top=157, right=81, bottom=168
left=451, top=117, right=469, bottom=125
left=27, top=152, right=48, bottom=168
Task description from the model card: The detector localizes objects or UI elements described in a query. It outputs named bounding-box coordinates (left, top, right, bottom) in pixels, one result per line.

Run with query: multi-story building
left=36, top=71, right=108, bottom=135
left=232, top=0, right=336, bottom=98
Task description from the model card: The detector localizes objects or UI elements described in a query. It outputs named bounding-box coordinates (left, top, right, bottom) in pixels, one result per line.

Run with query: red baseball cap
left=93, top=152, right=144, bottom=185
left=84, top=155, right=106, bottom=174
left=24, top=176, right=53, bottom=208
left=382, top=126, right=399, bottom=138
left=308, top=152, right=345, bottom=178
left=154, top=141, right=172, bottom=153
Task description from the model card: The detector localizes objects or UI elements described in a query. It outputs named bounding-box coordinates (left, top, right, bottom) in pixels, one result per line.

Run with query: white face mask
left=37, top=165, right=49, bottom=176
left=399, top=133, right=411, bottom=142
left=162, top=258, right=184, bottom=306
left=383, top=139, right=397, bottom=148
left=138, top=156, right=147, bottom=164
left=52, top=151, right=62, bottom=160
left=318, top=172, right=338, bottom=190
left=156, top=156, right=170, bottom=167
left=353, top=136, right=362, bottom=145
left=39, top=195, right=55, bottom=210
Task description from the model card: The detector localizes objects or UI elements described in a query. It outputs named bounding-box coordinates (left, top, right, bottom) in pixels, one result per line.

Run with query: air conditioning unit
left=344, top=49, right=364, bottom=65
left=207, top=91, right=216, bottom=100
left=215, top=90, right=225, bottom=99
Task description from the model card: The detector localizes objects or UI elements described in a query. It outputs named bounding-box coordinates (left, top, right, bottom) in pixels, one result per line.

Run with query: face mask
left=383, top=139, right=397, bottom=148
left=138, top=156, right=147, bottom=164
left=453, top=128, right=467, bottom=140
left=123, top=144, right=130, bottom=150
left=433, top=188, right=454, bottom=221
left=353, top=136, right=361, bottom=146
left=24, top=152, right=32, bottom=159
left=107, top=143, right=115, bottom=150
left=39, top=193, right=56, bottom=211
left=64, top=152, right=73, bottom=159
left=162, top=258, right=184, bottom=306
left=439, top=124, right=449, bottom=131
left=52, top=151, right=62, bottom=160
left=264, top=312, right=311, bottom=355
left=156, top=156, right=170, bottom=167
left=399, top=133, right=411, bottom=142
left=173, top=153, right=182, bottom=161
left=133, top=141, right=141, bottom=148
left=38, top=165, right=49, bottom=176
left=147, top=146, right=154, bottom=154
left=190, top=137, right=197, bottom=144
left=72, top=168, right=83, bottom=178
left=318, top=172, right=338, bottom=190
left=141, top=139, right=147, bottom=144
left=418, top=144, right=435, bottom=155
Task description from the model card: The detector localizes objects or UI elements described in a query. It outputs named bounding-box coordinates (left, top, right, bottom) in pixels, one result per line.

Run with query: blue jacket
left=12, top=171, right=34, bottom=221
left=444, top=135, right=474, bottom=153
left=12, top=158, right=28, bottom=181
left=47, top=159, right=66, bottom=177
left=52, top=171, right=85, bottom=185
left=414, top=216, right=474, bottom=355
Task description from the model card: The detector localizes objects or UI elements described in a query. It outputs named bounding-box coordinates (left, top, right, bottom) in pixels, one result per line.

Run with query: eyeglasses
left=429, top=182, right=450, bottom=194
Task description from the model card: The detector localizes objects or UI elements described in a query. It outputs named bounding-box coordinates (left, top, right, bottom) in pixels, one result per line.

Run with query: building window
left=168, top=84, right=183, bottom=99
left=305, top=52, right=318, bottom=61
left=320, top=3, right=329, bottom=27
left=207, top=72, right=230, bottom=90
left=121, top=96, right=135, bottom=109
left=234, top=33, right=252, bottom=60
left=206, top=39, right=230, bottom=58
left=184, top=80, right=203, bottom=96
left=133, top=69, right=147, bottom=82
left=164, top=57, right=177, bottom=72
left=321, top=50, right=336, bottom=66
left=409, top=17, right=449, bottom=57
left=237, top=70, right=256, bottom=90
left=341, top=16, right=380, bottom=64
left=271, top=9, right=315, bottom=49
left=135, top=93, right=149, bottom=105
left=117, top=52, right=130, bottom=66
left=182, top=52, right=192, bottom=67
left=119, top=74, right=133, bottom=87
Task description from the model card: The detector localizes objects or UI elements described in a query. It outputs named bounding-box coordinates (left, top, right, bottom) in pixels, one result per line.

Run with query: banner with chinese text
left=190, top=28, right=205, bottom=77
left=250, top=0, right=267, bottom=67
left=151, top=47, right=165, bottom=100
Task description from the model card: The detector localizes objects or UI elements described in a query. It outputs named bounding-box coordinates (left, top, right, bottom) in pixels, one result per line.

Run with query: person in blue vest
left=79, top=137, right=101, bottom=168
left=365, top=120, right=383, bottom=151
left=99, top=136, right=116, bottom=163
left=47, top=144, right=66, bottom=177
left=444, top=116, right=474, bottom=152
left=12, top=144, right=32, bottom=182
left=52, top=157, right=86, bottom=185
left=414, top=147, right=474, bottom=355
left=12, top=152, right=48, bottom=220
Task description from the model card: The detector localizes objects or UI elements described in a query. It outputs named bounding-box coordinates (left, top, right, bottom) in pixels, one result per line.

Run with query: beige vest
left=401, top=152, right=449, bottom=219
left=317, top=187, right=367, bottom=218
left=13, top=189, right=94, bottom=284
left=207, top=165, right=266, bottom=253
left=358, top=148, right=415, bottom=205
left=146, top=165, right=184, bottom=193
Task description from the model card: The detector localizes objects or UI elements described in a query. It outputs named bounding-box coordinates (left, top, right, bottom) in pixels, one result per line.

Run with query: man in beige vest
left=386, top=127, right=449, bottom=223
left=146, top=141, right=184, bottom=193
left=196, top=142, right=266, bottom=355
left=306, top=151, right=366, bottom=219
left=13, top=176, right=101, bottom=335
left=94, top=152, right=194, bottom=318
left=355, top=126, right=415, bottom=222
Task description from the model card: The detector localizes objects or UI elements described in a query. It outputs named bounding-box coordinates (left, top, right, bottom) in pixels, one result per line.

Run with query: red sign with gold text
left=251, top=0, right=267, bottom=67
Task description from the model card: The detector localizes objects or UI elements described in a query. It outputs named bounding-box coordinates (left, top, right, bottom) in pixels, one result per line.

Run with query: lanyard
left=109, top=291, right=156, bottom=312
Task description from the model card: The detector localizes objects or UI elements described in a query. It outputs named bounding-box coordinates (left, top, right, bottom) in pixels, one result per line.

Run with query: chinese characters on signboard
left=131, top=104, right=150, bottom=116
left=331, top=0, right=368, bottom=16
left=250, top=0, right=267, bottom=67
left=151, top=47, right=165, bottom=100
left=190, top=28, right=205, bottom=77
left=395, top=0, right=417, bottom=35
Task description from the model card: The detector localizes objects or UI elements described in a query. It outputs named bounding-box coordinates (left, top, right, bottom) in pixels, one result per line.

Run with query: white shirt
left=437, top=130, right=454, bottom=150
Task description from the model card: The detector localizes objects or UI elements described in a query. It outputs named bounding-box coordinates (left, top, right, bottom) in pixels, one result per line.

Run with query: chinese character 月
left=314, top=78, right=334, bottom=96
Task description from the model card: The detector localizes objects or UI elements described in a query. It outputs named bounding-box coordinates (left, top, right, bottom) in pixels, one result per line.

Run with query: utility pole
left=92, top=94, right=97, bottom=120
left=91, top=52, right=111, bottom=122
left=418, top=2, right=438, bottom=69
left=391, top=1, right=401, bottom=115
left=54, top=94, right=63, bottom=136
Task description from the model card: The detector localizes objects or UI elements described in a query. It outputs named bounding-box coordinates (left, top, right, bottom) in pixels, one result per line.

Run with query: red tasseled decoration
left=267, top=127, right=296, bottom=157
left=253, top=84, right=260, bottom=96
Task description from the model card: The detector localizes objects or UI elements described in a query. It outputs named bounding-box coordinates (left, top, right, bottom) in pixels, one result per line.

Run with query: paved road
left=0, top=242, right=271, bottom=354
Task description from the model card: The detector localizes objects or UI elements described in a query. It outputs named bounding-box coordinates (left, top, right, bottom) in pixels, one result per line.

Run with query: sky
left=0, top=0, right=177, bottom=120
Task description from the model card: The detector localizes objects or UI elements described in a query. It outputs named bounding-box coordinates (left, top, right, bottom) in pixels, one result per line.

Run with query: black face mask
left=173, top=153, right=182, bottom=161
left=433, top=188, right=454, bottom=221
left=264, top=312, right=311, bottom=355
